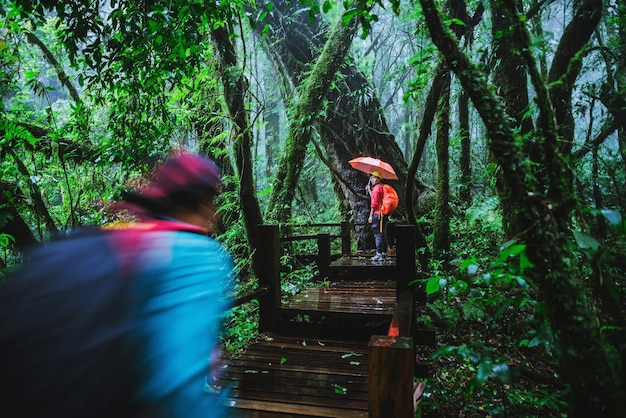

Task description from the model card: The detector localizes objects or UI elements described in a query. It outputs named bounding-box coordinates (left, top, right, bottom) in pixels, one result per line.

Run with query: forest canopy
left=1, top=0, right=625, bottom=415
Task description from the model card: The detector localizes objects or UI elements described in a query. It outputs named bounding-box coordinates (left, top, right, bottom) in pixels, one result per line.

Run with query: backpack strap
left=102, top=220, right=209, bottom=235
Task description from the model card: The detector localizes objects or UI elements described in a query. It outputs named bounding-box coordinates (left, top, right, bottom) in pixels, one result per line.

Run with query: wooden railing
left=231, top=223, right=417, bottom=333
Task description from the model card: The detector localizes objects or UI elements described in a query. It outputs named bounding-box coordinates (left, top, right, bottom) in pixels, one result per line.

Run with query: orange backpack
left=381, top=184, right=399, bottom=215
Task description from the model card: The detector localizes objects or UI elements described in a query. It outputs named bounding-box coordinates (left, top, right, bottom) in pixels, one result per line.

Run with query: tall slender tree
left=433, top=71, right=451, bottom=256
left=212, top=23, right=264, bottom=252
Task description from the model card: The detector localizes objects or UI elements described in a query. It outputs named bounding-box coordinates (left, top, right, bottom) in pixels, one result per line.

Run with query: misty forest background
left=1, top=0, right=625, bottom=416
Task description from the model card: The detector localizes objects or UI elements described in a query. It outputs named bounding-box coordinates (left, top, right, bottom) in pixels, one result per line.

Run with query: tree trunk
left=458, top=90, right=471, bottom=205
left=0, top=181, right=39, bottom=253
left=212, top=25, right=263, bottom=251
left=405, top=63, right=449, bottom=265
left=265, top=4, right=360, bottom=224
left=549, top=0, right=603, bottom=156
left=490, top=0, right=535, bottom=236
left=264, top=96, right=280, bottom=179
left=419, top=0, right=624, bottom=414
left=433, top=72, right=451, bottom=256
left=8, top=150, right=59, bottom=239
left=254, top=0, right=413, bottom=249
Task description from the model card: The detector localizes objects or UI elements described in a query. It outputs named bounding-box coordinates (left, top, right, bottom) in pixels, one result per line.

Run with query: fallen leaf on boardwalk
left=332, top=384, right=348, bottom=395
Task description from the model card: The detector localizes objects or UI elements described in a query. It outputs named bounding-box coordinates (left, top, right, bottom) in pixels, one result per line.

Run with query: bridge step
left=276, top=280, right=396, bottom=340
left=218, top=335, right=369, bottom=417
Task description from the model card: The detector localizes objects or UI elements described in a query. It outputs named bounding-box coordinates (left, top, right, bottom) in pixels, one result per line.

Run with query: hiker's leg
left=381, top=217, right=388, bottom=253
left=372, top=214, right=383, bottom=254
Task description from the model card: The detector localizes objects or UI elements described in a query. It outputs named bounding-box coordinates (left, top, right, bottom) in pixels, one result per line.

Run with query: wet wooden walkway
left=219, top=335, right=370, bottom=417
left=216, top=224, right=431, bottom=417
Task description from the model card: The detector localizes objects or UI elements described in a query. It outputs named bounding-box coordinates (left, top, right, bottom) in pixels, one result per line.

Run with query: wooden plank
left=225, top=398, right=368, bottom=418
left=220, top=368, right=367, bottom=388
left=280, top=282, right=397, bottom=315
left=221, top=382, right=368, bottom=410
left=225, top=355, right=367, bottom=374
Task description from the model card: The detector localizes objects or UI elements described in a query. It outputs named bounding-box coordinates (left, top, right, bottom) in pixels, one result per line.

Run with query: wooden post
left=317, top=233, right=330, bottom=279
left=256, top=225, right=281, bottom=333
left=341, top=221, right=351, bottom=256
left=395, top=224, right=415, bottom=297
left=368, top=335, right=415, bottom=418
left=395, top=289, right=415, bottom=338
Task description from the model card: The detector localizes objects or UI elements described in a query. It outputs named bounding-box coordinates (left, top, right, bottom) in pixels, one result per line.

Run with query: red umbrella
left=348, top=156, right=398, bottom=180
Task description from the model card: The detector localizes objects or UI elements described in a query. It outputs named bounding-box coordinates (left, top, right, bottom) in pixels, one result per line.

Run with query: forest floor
left=414, top=297, right=568, bottom=417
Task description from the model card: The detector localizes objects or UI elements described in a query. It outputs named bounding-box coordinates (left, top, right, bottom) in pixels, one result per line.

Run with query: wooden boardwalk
left=216, top=225, right=431, bottom=417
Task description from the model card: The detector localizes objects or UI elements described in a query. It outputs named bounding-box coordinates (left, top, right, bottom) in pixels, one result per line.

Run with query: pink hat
left=142, top=153, right=221, bottom=198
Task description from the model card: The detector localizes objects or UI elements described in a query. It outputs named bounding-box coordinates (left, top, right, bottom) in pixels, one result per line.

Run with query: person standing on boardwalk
left=366, top=171, right=388, bottom=261
left=0, top=152, right=234, bottom=418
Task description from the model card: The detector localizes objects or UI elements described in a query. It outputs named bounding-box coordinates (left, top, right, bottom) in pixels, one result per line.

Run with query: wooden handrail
left=229, top=286, right=270, bottom=308
left=280, top=234, right=343, bottom=242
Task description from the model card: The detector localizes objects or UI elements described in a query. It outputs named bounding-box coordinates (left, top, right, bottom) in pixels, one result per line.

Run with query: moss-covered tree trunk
left=419, top=0, right=624, bottom=414
left=264, top=96, right=280, bottom=179
left=490, top=0, right=534, bottom=236
left=265, top=8, right=360, bottom=224
left=433, top=71, right=451, bottom=256
left=0, top=180, right=39, bottom=254
left=458, top=90, right=471, bottom=205
left=212, top=25, right=263, bottom=251
left=406, top=62, right=446, bottom=221
left=254, top=0, right=415, bottom=249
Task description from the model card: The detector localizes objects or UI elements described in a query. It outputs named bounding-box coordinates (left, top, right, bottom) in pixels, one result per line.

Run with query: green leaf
left=482, top=273, right=491, bottom=285
left=332, top=384, right=347, bottom=394
left=497, top=243, right=526, bottom=264
left=572, top=230, right=600, bottom=252
left=515, top=277, right=530, bottom=291
left=519, top=253, right=534, bottom=273
left=342, top=8, right=360, bottom=25
left=474, top=358, right=492, bottom=386
left=600, top=209, right=622, bottom=226
left=426, top=277, right=440, bottom=295
left=527, top=337, right=540, bottom=348
left=0, top=233, right=15, bottom=248
left=429, top=345, right=460, bottom=360
left=451, top=18, right=466, bottom=26
left=280, top=357, right=287, bottom=364
left=492, top=362, right=510, bottom=383
left=451, top=280, right=468, bottom=294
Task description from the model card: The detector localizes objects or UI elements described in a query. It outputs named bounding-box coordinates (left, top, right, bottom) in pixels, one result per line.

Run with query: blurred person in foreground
left=0, top=152, right=234, bottom=418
